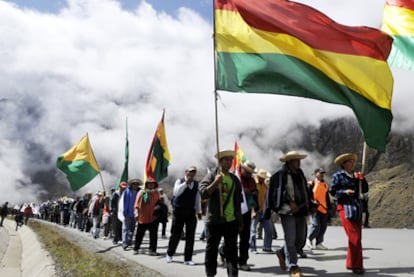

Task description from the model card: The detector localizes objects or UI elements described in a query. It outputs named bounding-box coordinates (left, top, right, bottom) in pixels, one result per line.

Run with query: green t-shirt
left=222, top=174, right=235, bottom=222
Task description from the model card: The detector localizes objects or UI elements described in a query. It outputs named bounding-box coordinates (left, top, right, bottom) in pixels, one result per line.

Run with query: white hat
left=279, top=151, right=307, bottom=162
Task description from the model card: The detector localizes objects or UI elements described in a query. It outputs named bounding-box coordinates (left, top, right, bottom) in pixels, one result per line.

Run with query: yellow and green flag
left=144, top=110, right=171, bottom=183
left=56, top=134, right=100, bottom=191
left=382, top=0, right=414, bottom=71
left=215, top=0, right=394, bottom=152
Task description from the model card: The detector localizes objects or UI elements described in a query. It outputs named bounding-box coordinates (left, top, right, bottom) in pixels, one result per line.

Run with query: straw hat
left=279, top=151, right=307, bottom=162
left=241, top=160, right=257, bottom=173
left=257, top=169, right=268, bottom=179
left=215, top=149, right=236, bottom=159
left=334, top=153, right=358, bottom=165
left=128, top=178, right=143, bottom=186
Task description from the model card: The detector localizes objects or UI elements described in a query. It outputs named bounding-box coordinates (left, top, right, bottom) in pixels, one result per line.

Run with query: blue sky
left=4, top=0, right=213, bottom=19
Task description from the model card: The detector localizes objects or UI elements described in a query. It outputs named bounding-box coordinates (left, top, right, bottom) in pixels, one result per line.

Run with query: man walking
left=166, top=166, right=202, bottom=265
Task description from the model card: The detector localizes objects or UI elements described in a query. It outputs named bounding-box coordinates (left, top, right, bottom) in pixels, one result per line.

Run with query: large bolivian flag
left=382, top=0, right=414, bottom=71
left=56, top=134, right=100, bottom=191
left=145, top=110, right=171, bottom=183
left=215, top=0, right=394, bottom=152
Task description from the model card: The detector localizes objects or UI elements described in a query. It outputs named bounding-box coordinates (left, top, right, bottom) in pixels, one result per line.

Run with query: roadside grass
left=29, top=221, right=152, bottom=277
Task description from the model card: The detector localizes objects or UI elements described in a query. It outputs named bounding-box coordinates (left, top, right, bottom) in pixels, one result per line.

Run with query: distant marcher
left=15, top=208, right=24, bottom=231
left=121, top=179, right=141, bottom=250
left=23, top=204, right=33, bottom=225
left=158, top=187, right=170, bottom=239
left=88, top=192, right=103, bottom=239
left=0, top=201, right=8, bottom=227
left=200, top=149, right=243, bottom=277
left=102, top=196, right=111, bottom=239
left=266, top=151, right=312, bottom=277
left=166, top=166, right=202, bottom=265
left=330, top=153, right=368, bottom=275
left=250, top=169, right=273, bottom=253
left=111, top=181, right=127, bottom=244
left=133, top=180, right=161, bottom=256
left=306, top=168, right=332, bottom=250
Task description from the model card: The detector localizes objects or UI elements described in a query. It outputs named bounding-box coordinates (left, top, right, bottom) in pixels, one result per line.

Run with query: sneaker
left=306, top=238, right=313, bottom=249
left=166, top=255, right=173, bottom=263
left=239, top=264, right=251, bottom=271
left=148, top=251, right=159, bottom=256
left=262, top=248, right=274, bottom=253
left=315, top=243, right=328, bottom=250
left=184, top=260, right=195, bottom=266
left=289, top=266, right=304, bottom=277
left=276, top=249, right=287, bottom=271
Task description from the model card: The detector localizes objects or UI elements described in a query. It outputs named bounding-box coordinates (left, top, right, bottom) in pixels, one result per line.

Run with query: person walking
left=121, top=178, right=141, bottom=250
left=306, top=168, right=332, bottom=250
left=88, top=192, right=103, bottom=239
left=200, top=149, right=243, bottom=277
left=166, top=166, right=202, bottom=265
left=111, top=181, right=127, bottom=244
left=236, top=160, right=257, bottom=271
left=133, top=180, right=161, bottom=256
left=0, top=201, right=8, bottom=227
left=330, top=153, right=368, bottom=275
left=158, top=188, right=170, bottom=239
left=265, top=151, right=313, bottom=277
left=250, top=169, right=273, bottom=253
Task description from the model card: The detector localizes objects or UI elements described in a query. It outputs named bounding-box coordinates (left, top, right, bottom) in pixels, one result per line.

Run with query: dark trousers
left=206, top=220, right=239, bottom=277
left=167, top=208, right=197, bottom=261
left=111, top=212, right=122, bottom=242
left=134, top=221, right=159, bottom=252
left=239, top=212, right=251, bottom=265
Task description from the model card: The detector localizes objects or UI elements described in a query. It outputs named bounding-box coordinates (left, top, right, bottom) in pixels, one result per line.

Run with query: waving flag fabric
left=215, top=0, right=394, bottom=152
left=231, top=141, right=247, bottom=172
left=382, top=0, right=414, bottom=71
left=56, top=134, right=100, bottom=191
left=145, top=110, right=171, bottom=183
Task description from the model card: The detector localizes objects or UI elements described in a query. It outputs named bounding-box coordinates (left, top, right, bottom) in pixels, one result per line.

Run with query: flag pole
left=359, top=142, right=368, bottom=199
left=213, top=0, right=223, bottom=217
left=87, top=133, right=107, bottom=194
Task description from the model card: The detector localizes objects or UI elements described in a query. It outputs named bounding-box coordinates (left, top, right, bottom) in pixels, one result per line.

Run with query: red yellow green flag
left=231, top=141, right=247, bottom=172
left=382, top=0, right=414, bottom=71
left=215, top=0, right=394, bottom=152
left=144, top=110, right=171, bottom=183
left=56, top=134, right=100, bottom=191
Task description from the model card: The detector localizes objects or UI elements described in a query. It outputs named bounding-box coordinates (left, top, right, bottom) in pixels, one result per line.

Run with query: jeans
left=280, top=214, right=307, bottom=271
left=250, top=211, right=273, bottom=250
left=122, top=216, right=136, bottom=248
left=307, top=211, right=329, bottom=245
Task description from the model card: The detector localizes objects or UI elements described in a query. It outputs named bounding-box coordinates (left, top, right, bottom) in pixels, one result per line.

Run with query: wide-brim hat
left=128, top=178, right=143, bottom=186
left=241, top=160, right=257, bottom=173
left=279, top=151, right=307, bottom=162
left=257, top=169, right=268, bottom=179
left=334, top=153, right=358, bottom=165
left=186, top=166, right=197, bottom=172
left=215, top=149, right=236, bottom=159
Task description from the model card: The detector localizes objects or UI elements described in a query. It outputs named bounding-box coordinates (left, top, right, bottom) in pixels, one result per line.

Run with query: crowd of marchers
left=0, top=149, right=370, bottom=277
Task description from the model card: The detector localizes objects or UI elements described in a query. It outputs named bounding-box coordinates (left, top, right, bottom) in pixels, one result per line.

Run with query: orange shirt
left=134, top=190, right=160, bottom=224
left=313, top=181, right=329, bottom=214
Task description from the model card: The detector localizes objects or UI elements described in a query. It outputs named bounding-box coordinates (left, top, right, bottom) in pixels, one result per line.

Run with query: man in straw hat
left=330, top=153, right=368, bottom=275
left=200, top=149, right=243, bottom=277
left=265, top=151, right=312, bottom=277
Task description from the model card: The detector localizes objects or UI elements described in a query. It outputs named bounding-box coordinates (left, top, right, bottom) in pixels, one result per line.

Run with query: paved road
left=1, top=217, right=414, bottom=276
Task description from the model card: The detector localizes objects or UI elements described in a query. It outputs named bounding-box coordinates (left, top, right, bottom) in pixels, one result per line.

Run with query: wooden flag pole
left=213, top=0, right=223, bottom=217
left=359, top=142, right=368, bottom=199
